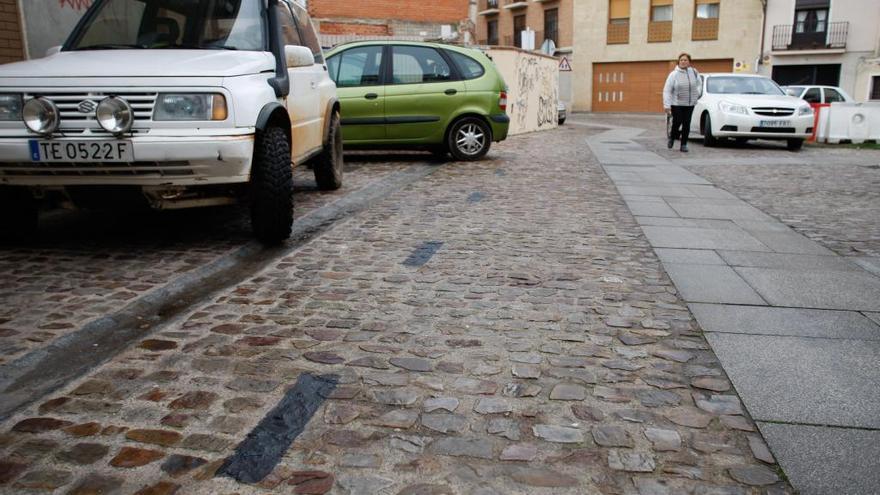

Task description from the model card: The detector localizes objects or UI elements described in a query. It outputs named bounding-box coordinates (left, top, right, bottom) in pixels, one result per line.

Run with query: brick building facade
left=308, top=0, right=469, bottom=42
left=0, top=0, right=26, bottom=63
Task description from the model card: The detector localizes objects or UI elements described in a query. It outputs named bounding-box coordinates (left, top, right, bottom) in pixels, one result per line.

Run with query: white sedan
left=691, top=73, right=814, bottom=151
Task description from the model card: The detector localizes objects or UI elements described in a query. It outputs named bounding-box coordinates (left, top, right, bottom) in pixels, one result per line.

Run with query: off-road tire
left=250, top=126, right=293, bottom=245
left=703, top=114, right=718, bottom=147
left=313, top=111, right=344, bottom=190
left=0, top=187, right=38, bottom=241
left=447, top=117, right=492, bottom=162
left=786, top=138, right=804, bottom=151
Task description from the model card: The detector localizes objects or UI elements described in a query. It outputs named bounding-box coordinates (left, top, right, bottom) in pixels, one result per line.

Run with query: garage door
left=592, top=59, right=733, bottom=112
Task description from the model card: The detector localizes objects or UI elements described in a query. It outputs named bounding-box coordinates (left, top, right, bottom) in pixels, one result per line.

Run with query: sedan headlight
left=23, top=97, right=60, bottom=135
left=798, top=104, right=814, bottom=116
left=153, top=93, right=227, bottom=121
left=97, top=96, right=134, bottom=135
left=719, top=101, right=748, bottom=115
left=0, top=94, right=23, bottom=121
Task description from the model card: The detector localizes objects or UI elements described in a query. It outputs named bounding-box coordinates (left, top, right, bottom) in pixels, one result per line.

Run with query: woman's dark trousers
left=670, top=105, right=695, bottom=145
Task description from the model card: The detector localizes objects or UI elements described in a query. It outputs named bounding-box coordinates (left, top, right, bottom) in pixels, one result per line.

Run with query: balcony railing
left=607, top=20, right=629, bottom=44
left=692, top=17, right=719, bottom=41
left=486, top=0, right=499, bottom=8
left=648, top=21, right=672, bottom=43
left=772, top=21, right=848, bottom=51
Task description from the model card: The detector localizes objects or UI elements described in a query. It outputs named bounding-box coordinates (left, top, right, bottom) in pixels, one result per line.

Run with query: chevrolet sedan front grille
left=751, top=107, right=795, bottom=117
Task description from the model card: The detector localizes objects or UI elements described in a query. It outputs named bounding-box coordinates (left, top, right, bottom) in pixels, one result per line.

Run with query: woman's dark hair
left=677, top=52, right=692, bottom=62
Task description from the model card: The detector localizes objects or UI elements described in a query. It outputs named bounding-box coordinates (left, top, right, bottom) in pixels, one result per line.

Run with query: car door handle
left=310, top=81, right=317, bottom=89
left=444, top=89, right=458, bottom=96
left=365, top=93, right=378, bottom=100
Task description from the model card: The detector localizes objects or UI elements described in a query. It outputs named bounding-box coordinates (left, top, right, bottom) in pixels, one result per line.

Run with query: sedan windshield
left=706, top=76, right=785, bottom=96
left=67, top=0, right=266, bottom=51
left=785, top=86, right=805, bottom=97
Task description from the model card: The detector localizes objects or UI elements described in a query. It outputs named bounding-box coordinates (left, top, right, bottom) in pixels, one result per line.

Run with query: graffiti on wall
left=59, top=0, right=93, bottom=10
left=512, top=53, right=558, bottom=130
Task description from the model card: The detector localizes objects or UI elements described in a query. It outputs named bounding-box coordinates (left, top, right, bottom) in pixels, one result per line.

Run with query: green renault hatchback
left=324, top=41, right=510, bottom=161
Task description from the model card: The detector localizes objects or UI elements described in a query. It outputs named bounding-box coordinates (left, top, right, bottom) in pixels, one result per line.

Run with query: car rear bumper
left=0, top=134, right=255, bottom=186
left=489, top=114, right=509, bottom=141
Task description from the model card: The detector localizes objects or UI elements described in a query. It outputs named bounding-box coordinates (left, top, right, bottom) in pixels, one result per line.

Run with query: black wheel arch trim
left=322, top=97, right=341, bottom=145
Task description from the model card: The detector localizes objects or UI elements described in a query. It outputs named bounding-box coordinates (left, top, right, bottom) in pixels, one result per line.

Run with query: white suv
left=0, top=0, right=342, bottom=244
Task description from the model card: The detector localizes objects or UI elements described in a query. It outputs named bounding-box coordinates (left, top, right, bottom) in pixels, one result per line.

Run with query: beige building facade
left=759, top=0, right=880, bottom=102
left=572, top=0, right=765, bottom=112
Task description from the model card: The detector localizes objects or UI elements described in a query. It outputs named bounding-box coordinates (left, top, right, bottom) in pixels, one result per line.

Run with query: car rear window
left=447, top=51, right=485, bottom=80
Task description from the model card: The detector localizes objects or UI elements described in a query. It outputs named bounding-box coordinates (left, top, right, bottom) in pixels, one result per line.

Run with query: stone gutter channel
left=0, top=162, right=442, bottom=422
left=585, top=123, right=880, bottom=495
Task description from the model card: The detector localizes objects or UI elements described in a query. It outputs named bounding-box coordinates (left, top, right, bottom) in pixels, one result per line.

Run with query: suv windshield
left=706, top=76, right=784, bottom=96
left=67, top=0, right=266, bottom=51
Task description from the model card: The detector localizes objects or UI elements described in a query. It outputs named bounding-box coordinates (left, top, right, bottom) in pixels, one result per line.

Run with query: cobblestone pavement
left=577, top=113, right=880, bottom=258
left=0, top=127, right=790, bottom=494
left=0, top=159, right=413, bottom=366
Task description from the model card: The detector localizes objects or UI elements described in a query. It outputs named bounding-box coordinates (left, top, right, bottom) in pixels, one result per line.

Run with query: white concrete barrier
left=821, top=102, right=880, bottom=144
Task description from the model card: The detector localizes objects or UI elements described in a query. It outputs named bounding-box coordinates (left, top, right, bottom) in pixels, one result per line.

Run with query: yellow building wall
left=572, top=0, right=765, bottom=111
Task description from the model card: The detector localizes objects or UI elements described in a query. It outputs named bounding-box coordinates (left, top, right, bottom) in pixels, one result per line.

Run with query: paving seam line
left=0, top=162, right=442, bottom=421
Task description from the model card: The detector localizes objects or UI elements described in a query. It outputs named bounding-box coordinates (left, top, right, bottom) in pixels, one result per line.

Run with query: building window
left=696, top=1, right=720, bottom=19
left=648, top=0, right=672, bottom=42
left=513, top=14, right=526, bottom=48
left=544, top=8, right=559, bottom=47
left=795, top=7, right=827, bottom=33
left=487, top=19, right=498, bottom=45
left=871, top=76, right=880, bottom=100
left=651, top=0, right=673, bottom=21
left=693, top=0, right=719, bottom=40
left=607, top=0, right=630, bottom=44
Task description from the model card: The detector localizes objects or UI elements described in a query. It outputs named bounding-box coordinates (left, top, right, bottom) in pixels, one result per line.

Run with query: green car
left=324, top=41, right=510, bottom=161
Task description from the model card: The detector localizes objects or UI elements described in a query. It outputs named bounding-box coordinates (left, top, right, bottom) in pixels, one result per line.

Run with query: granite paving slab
left=624, top=200, right=679, bottom=218
left=641, top=226, right=771, bottom=251
left=717, top=251, right=864, bottom=272
left=690, top=303, right=880, bottom=340
left=758, top=423, right=880, bottom=495
left=705, top=332, right=880, bottom=428
left=735, top=267, right=880, bottom=311
left=663, top=264, right=766, bottom=305
left=654, top=248, right=726, bottom=265
left=744, top=230, right=837, bottom=256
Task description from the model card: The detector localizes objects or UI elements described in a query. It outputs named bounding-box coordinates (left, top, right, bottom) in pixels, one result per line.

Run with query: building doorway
left=772, top=64, right=840, bottom=86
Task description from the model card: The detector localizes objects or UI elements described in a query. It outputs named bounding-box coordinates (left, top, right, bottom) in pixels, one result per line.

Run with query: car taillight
left=499, top=91, right=507, bottom=112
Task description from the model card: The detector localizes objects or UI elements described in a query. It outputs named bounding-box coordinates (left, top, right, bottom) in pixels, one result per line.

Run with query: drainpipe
left=756, top=0, right=767, bottom=73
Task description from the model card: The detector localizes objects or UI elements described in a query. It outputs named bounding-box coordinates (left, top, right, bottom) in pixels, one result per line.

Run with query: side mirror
left=45, top=46, right=62, bottom=57
left=284, top=45, right=314, bottom=68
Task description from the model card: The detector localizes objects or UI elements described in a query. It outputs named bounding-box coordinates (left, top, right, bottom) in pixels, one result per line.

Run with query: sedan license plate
left=759, top=120, right=791, bottom=128
left=29, top=140, right=134, bottom=162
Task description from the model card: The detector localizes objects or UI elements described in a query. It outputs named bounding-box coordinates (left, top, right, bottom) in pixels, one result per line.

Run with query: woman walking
left=663, top=53, right=701, bottom=152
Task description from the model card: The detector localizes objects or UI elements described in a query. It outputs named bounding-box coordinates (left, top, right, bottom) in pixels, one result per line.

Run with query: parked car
left=783, top=85, right=853, bottom=104
left=691, top=73, right=814, bottom=151
left=324, top=41, right=510, bottom=161
left=0, top=0, right=341, bottom=244
left=558, top=102, right=567, bottom=125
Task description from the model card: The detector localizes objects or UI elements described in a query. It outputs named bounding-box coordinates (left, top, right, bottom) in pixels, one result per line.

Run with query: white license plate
left=29, top=140, right=134, bottom=162
left=759, top=120, right=791, bottom=128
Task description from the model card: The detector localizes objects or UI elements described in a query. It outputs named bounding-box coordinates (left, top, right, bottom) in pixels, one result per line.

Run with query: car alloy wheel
left=455, top=123, right=486, bottom=156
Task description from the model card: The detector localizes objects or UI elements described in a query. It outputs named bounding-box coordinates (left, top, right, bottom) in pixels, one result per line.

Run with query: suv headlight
left=154, top=93, right=227, bottom=121
left=23, top=97, right=60, bottom=135
left=0, top=94, right=23, bottom=121
left=797, top=104, right=814, bottom=116
left=719, top=101, right=748, bottom=115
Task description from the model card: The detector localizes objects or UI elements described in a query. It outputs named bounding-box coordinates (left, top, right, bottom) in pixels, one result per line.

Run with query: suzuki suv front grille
left=23, top=91, right=158, bottom=136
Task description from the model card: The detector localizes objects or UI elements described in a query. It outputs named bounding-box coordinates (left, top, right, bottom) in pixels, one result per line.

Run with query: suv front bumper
left=0, top=134, right=254, bottom=186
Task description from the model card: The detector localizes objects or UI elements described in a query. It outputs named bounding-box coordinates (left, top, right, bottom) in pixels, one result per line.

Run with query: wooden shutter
left=609, top=0, right=630, bottom=19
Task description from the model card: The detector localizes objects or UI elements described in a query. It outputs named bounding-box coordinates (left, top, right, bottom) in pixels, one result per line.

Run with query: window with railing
left=607, top=0, right=630, bottom=44
left=692, top=0, right=719, bottom=40
left=771, top=21, right=848, bottom=50
left=648, top=0, right=672, bottom=42
left=513, top=14, right=526, bottom=48
left=487, top=19, right=498, bottom=45
left=486, top=0, right=499, bottom=9
left=544, top=8, right=559, bottom=47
